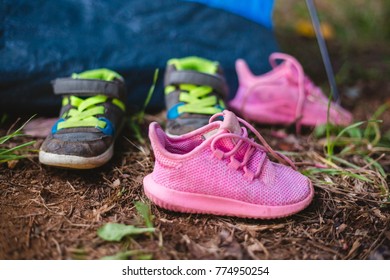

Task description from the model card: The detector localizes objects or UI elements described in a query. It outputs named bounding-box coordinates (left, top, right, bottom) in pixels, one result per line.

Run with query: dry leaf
left=337, top=223, right=347, bottom=234
left=111, top=179, right=121, bottom=188
left=7, top=159, right=18, bottom=169
left=372, top=209, right=387, bottom=221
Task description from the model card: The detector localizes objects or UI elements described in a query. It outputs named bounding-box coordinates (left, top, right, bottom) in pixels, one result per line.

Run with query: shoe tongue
left=205, top=111, right=268, bottom=176
left=203, top=110, right=270, bottom=176
left=218, top=110, right=242, bottom=135
left=202, top=110, right=242, bottom=141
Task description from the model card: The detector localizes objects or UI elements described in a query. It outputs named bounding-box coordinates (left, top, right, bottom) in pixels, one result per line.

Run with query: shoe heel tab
left=269, top=52, right=299, bottom=69
left=148, top=122, right=166, bottom=150
left=148, top=121, right=161, bottom=140
left=235, top=59, right=254, bottom=84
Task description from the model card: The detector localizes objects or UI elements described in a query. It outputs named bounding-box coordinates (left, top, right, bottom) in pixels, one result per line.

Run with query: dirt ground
left=1, top=35, right=389, bottom=260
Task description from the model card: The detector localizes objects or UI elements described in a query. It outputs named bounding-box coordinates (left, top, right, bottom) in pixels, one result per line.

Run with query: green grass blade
left=305, top=168, right=373, bottom=183
left=135, top=201, right=154, bottom=229
left=137, top=69, right=159, bottom=123
left=335, top=121, right=368, bottom=139
left=0, top=116, right=36, bottom=163
left=328, top=155, right=360, bottom=169
left=0, top=155, right=27, bottom=163
left=0, top=131, right=21, bottom=145
left=363, top=155, right=387, bottom=178
left=0, top=141, right=36, bottom=156
left=129, top=122, right=145, bottom=145
left=325, top=87, right=333, bottom=157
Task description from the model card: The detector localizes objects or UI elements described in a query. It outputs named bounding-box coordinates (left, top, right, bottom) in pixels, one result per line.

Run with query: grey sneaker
left=164, top=56, right=228, bottom=136
left=39, top=68, right=126, bottom=169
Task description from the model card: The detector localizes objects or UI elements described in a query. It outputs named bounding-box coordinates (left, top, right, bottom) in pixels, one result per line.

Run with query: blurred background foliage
left=274, top=0, right=390, bottom=46
left=272, top=0, right=390, bottom=91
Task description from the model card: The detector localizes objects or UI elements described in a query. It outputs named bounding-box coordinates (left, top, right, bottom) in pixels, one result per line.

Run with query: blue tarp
left=186, top=0, right=274, bottom=28
left=0, top=0, right=278, bottom=115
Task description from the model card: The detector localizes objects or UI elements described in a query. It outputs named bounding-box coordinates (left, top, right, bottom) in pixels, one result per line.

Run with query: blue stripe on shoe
left=97, top=117, right=115, bottom=136
left=51, top=118, right=65, bottom=134
left=51, top=118, right=115, bottom=136
left=167, top=103, right=185, bottom=120
left=215, top=104, right=225, bottom=111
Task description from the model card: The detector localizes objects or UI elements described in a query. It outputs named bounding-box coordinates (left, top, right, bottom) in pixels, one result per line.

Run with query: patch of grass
left=303, top=167, right=372, bottom=183
left=0, top=117, right=36, bottom=164
left=308, top=102, right=389, bottom=203
left=326, top=120, right=381, bottom=157
left=316, top=103, right=390, bottom=159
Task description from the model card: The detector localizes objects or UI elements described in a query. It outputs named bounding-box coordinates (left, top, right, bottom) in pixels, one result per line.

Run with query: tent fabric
left=1, top=0, right=279, bottom=115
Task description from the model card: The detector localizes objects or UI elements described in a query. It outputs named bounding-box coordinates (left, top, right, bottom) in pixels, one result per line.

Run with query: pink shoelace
left=243, top=53, right=326, bottom=132
left=209, top=113, right=297, bottom=181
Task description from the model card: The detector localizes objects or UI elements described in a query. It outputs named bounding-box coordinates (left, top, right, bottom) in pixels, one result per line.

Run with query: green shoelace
left=58, top=95, right=125, bottom=130
left=166, top=84, right=224, bottom=115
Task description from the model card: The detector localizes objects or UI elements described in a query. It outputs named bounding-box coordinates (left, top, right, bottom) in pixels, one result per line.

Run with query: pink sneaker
left=229, top=53, right=352, bottom=131
left=144, top=110, right=314, bottom=219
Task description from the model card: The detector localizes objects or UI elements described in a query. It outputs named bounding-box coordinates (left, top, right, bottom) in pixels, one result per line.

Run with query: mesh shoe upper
left=229, top=52, right=352, bottom=131
left=148, top=110, right=313, bottom=208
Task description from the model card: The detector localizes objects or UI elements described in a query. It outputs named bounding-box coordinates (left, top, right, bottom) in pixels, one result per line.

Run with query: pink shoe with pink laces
left=144, top=110, right=314, bottom=219
left=229, top=53, right=352, bottom=131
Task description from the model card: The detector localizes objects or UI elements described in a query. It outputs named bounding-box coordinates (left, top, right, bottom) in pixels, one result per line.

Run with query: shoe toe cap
left=40, top=132, right=112, bottom=157
left=270, top=165, right=313, bottom=206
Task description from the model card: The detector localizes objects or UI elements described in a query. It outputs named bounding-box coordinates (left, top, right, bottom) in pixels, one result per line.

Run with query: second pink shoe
left=229, top=53, right=352, bottom=131
left=144, top=110, right=314, bottom=219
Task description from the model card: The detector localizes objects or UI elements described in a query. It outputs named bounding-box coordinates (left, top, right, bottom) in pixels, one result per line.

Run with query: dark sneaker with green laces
left=164, top=56, right=228, bottom=135
left=39, top=69, right=126, bottom=169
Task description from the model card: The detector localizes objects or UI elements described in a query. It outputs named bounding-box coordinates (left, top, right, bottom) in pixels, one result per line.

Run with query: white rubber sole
left=39, top=144, right=114, bottom=169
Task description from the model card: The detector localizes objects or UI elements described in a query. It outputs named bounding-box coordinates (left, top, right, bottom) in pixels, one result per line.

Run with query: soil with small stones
left=1, top=36, right=390, bottom=260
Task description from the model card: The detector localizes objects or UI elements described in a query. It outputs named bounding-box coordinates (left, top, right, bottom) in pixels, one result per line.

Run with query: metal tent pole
left=305, top=0, right=340, bottom=102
